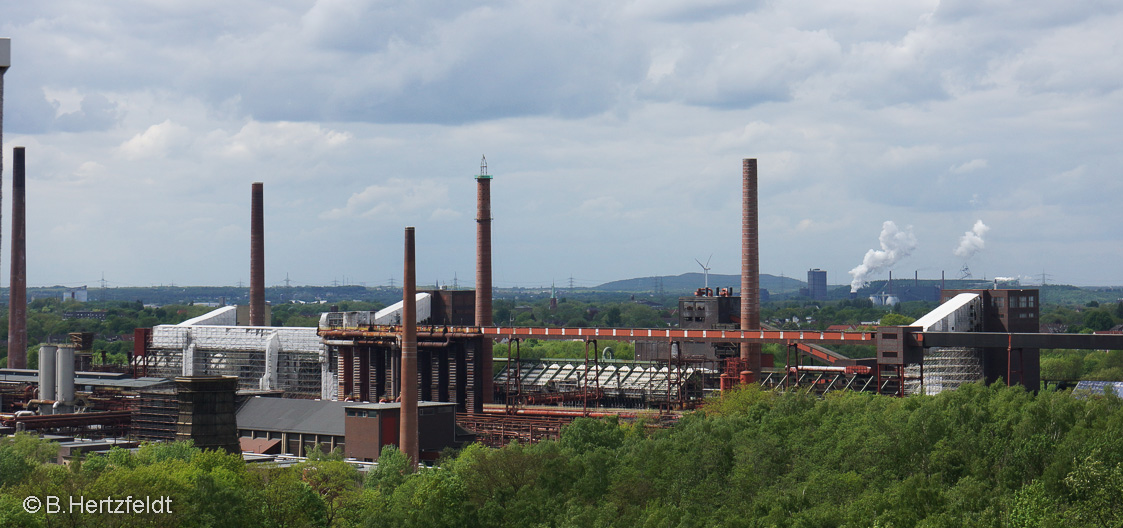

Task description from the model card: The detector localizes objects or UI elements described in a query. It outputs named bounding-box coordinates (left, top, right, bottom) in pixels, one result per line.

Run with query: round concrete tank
left=38, top=345, right=57, bottom=401
left=56, top=345, right=76, bottom=404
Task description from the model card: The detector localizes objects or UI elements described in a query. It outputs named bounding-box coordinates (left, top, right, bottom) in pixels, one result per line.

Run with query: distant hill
left=11, top=285, right=402, bottom=307
left=596, top=273, right=805, bottom=294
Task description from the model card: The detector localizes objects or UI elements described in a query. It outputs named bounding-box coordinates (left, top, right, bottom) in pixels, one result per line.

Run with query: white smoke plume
left=954, top=220, right=989, bottom=259
left=849, top=221, right=918, bottom=292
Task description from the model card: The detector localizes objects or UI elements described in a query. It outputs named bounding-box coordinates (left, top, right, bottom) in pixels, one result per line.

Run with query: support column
left=438, top=347, right=450, bottom=402
left=391, top=348, right=401, bottom=398
left=455, top=343, right=468, bottom=412
left=358, top=346, right=370, bottom=402
left=375, top=346, right=386, bottom=401
left=471, top=338, right=484, bottom=413
left=419, top=347, right=432, bottom=401
left=340, top=346, right=353, bottom=400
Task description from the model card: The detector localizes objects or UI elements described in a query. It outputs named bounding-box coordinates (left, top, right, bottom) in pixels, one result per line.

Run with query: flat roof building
left=236, top=397, right=474, bottom=461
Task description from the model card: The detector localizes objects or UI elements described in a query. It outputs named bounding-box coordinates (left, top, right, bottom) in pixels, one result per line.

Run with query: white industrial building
left=144, top=306, right=335, bottom=399
left=906, top=293, right=985, bottom=395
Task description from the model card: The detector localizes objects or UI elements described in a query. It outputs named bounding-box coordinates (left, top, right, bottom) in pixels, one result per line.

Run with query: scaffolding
left=144, top=325, right=327, bottom=399
left=905, top=347, right=983, bottom=395
left=456, top=412, right=571, bottom=446
left=494, top=360, right=712, bottom=409
left=131, top=391, right=177, bottom=442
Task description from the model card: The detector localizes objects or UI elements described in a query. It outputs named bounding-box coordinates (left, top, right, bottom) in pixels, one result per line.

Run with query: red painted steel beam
left=796, top=342, right=839, bottom=364
left=320, top=325, right=877, bottom=345
left=8, top=410, right=132, bottom=429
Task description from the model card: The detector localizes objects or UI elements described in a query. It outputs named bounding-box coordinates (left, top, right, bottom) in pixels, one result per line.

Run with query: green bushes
left=3, top=384, right=1123, bottom=526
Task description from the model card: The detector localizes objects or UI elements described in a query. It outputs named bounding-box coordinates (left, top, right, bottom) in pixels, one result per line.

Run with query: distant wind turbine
left=695, top=254, right=713, bottom=289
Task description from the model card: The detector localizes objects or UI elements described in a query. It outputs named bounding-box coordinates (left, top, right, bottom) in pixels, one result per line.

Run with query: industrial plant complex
left=2, top=152, right=1122, bottom=465
left=1, top=35, right=1122, bottom=469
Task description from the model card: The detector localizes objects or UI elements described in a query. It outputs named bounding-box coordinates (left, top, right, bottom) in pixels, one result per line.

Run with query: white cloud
left=321, top=178, right=454, bottom=221
left=218, top=120, right=351, bottom=159
left=116, top=120, right=190, bottom=160
left=1, top=0, right=1120, bottom=287
left=950, top=158, right=988, bottom=173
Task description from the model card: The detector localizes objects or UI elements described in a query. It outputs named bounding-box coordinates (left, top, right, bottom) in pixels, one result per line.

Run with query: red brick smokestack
left=249, top=182, right=265, bottom=326
left=6, top=146, right=25, bottom=368
left=740, top=158, right=761, bottom=376
left=475, top=159, right=494, bottom=404
left=400, top=227, right=419, bottom=466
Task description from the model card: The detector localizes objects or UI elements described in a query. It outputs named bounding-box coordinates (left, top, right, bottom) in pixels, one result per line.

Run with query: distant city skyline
left=0, top=1, right=1120, bottom=289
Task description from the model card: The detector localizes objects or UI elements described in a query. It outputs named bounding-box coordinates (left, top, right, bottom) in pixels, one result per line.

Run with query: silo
left=38, top=345, right=57, bottom=401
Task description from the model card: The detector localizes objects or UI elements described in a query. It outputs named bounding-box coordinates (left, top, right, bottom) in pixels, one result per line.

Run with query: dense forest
left=2, top=382, right=1122, bottom=527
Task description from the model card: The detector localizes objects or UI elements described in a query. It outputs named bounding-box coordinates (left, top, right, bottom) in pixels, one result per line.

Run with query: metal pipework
left=740, top=158, right=762, bottom=376
left=250, top=182, right=265, bottom=326
left=475, top=159, right=494, bottom=404
left=7, top=146, right=25, bottom=368
left=400, top=227, right=419, bottom=466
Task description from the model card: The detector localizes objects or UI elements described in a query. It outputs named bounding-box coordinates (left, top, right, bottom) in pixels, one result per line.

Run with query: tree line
left=2, top=382, right=1122, bottom=526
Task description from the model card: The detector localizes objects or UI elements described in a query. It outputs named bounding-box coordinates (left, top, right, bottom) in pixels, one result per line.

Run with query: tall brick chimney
left=249, top=182, right=265, bottom=326
left=7, top=146, right=25, bottom=368
left=740, top=158, right=761, bottom=377
left=400, top=227, right=419, bottom=466
left=475, top=158, right=494, bottom=404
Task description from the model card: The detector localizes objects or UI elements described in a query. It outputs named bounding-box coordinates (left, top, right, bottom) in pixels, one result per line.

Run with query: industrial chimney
left=400, top=227, right=419, bottom=466
left=740, top=158, right=761, bottom=378
left=475, top=157, right=494, bottom=405
left=0, top=38, right=9, bottom=312
left=7, top=146, right=26, bottom=368
left=249, top=182, right=265, bottom=326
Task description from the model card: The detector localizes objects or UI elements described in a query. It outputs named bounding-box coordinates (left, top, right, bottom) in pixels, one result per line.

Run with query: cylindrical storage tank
left=38, top=345, right=58, bottom=401
left=720, top=373, right=733, bottom=392
left=56, top=345, right=76, bottom=404
left=739, top=370, right=755, bottom=385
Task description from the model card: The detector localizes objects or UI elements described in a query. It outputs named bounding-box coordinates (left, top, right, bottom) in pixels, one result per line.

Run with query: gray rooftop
left=343, top=401, right=457, bottom=411
left=1074, top=380, right=1123, bottom=398
left=236, top=397, right=351, bottom=436
left=0, top=369, right=170, bottom=390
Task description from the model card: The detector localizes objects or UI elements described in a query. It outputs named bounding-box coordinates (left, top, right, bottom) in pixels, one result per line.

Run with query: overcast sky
left=0, top=0, right=1120, bottom=290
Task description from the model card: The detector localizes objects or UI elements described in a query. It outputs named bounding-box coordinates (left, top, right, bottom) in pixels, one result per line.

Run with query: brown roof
left=239, top=437, right=281, bottom=454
